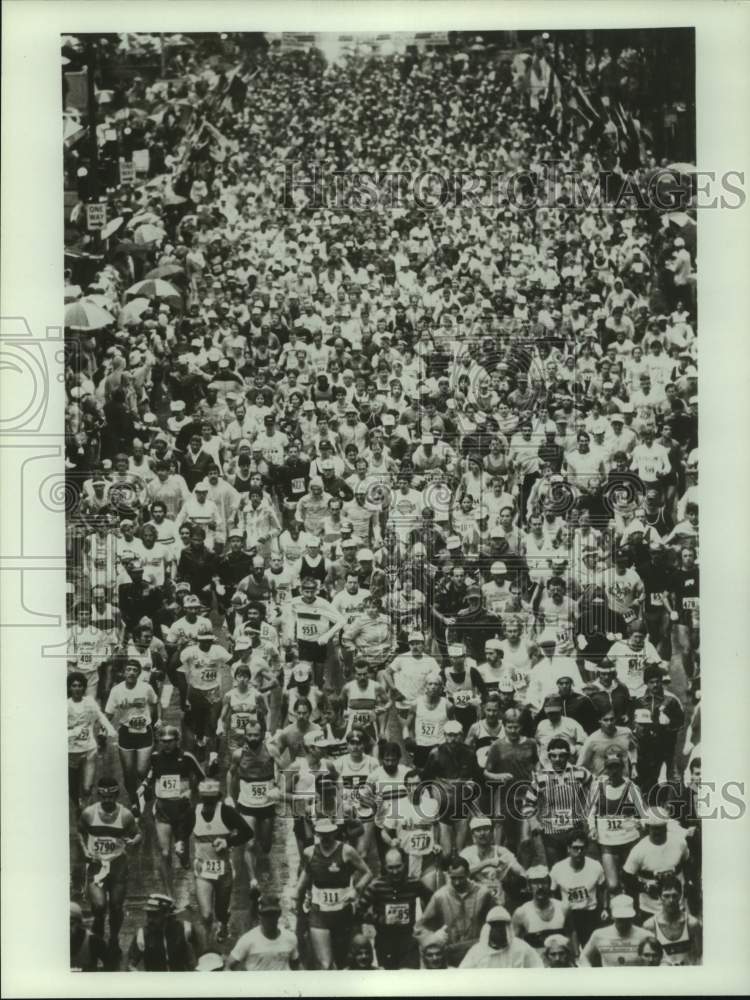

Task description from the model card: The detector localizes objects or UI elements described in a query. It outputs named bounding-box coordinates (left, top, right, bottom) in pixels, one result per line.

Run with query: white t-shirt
left=550, top=856, right=605, bottom=912
left=229, top=925, right=298, bottom=970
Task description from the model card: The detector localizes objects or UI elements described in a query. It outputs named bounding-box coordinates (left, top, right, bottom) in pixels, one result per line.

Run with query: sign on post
left=86, top=203, right=107, bottom=231
left=132, top=149, right=150, bottom=176
left=119, top=160, right=136, bottom=185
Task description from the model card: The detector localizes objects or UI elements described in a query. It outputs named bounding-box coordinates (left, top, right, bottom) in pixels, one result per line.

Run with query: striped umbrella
left=64, top=299, right=115, bottom=331
left=134, top=223, right=166, bottom=246
left=145, top=263, right=185, bottom=280
left=125, top=278, right=182, bottom=306
left=118, top=297, right=151, bottom=327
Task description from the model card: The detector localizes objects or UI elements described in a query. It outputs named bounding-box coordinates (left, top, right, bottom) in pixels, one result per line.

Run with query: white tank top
left=415, top=696, right=449, bottom=747
left=653, top=915, right=691, bottom=965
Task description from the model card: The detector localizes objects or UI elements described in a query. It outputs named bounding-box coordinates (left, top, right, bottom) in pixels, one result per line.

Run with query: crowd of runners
left=64, top=31, right=701, bottom=971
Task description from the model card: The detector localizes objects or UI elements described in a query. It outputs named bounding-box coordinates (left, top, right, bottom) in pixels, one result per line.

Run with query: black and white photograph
left=57, top=25, right=709, bottom=973
left=3, top=3, right=750, bottom=994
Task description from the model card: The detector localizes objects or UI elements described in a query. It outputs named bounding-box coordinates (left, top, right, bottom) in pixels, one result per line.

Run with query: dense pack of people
left=64, top=31, right=701, bottom=972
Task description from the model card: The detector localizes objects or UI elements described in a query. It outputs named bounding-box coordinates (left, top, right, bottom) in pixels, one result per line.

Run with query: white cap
left=491, top=561, right=507, bottom=574
left=357, top=548, right=374, bottom=560
left=443, top=720, right=463, bottom=735
left=527, top=864, right=550, bottom=881
left=643, top=807, right=670, bottom=827
left=610, top=894, right=637, bottom=918
left=469, top=816, right=492, bottom=830
left=408, top=630, right=425, bottom=642
left=486, top=905, right=511, bottom=923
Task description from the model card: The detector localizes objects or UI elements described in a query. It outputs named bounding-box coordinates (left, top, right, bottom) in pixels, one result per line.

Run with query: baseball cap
left=144, top=892, right=176, bottom=913
left=527, top=864, right=550, bottom=881
left=194, top=481, right=209, bottom=492
left=470, top=816, right=492, bottom=831
left=486, top=905, right=511, bottom=923
left=485, top=638, right=503, bottom=651
left=357, top=548, right=373, bottom=560
left=183, top=595, right=200, bottom=608
left=258, top=894, right=282, bottom=914
left=610, top=412, right=625, bottom=423
left=443, top=720, right=463, bottom=735
left=198, top=779, right=221, bottom=796
left=610, top=894, right=637, bottom=918
left=196, top=952, right=225, bottom=971
left=643, top=807, right=670, bottom=827
left=408, top=630, right=425, bottom=642
left=314, top=818, right=338, bottom=834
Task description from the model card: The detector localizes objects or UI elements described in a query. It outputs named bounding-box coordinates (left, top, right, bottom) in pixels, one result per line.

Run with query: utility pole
left=85, top=37, right=100, bottom=200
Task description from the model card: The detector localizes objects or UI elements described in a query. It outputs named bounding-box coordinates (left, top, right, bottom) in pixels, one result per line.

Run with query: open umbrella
left=125, top=278, right=182, bottom=306
left=163, top=190, right=187, bottom=207
left=134, top=223, right=166, bottom=246
left=128, top=210, right=162, bottom=229
left=65, top=299, right=115, bottom=331
left=83, top=293, right=115, bottom=310
left=145, top=263, right=185, bottom=280
left=100, top=216, right=125, bottom=241
left=118, top=296, right=151, bottom=327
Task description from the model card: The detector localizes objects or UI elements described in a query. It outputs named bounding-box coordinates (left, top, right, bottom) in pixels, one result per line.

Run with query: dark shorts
left=86, top=855, right=128, bottom=890
left=297, top=639, right=328, bottom=664
left=153, top=795, right=193, bottom=827
left=118, top=725, right=154, bottom=750
left=237, top=802, right=276, bottom=823
left=309, top=904, right=354, bottom=931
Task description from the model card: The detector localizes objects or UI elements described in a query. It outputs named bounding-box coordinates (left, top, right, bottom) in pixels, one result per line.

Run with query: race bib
left=650, top=593, right=664, bottom=607
left=248, top=781, right=271, bottom=801
left=157, top=774, right=181, bottom=799
left=384, top=902, right=411, bottom=926
left=683, top=597, right=699, bottom=611
left=127, top=715, right=148, bottom=733
left=453, top=690, right=473, bottom=707
left=91, top=837, right=118, bottom=857
left=311, top=886, right=347, bottom=911
left=300, top=623, right=319, bottom=638
left=606, top=818, right=624, bottom=832
left=72, top=726, right=90, bottom=745
left=200, top=667, right=218, bottom=685
left=551, top=808, right=573, bottom=829
left=567, top=886, right=590, bottom=905
left=622, top=608, right=636, bottom=623
left=405, top=829, right=434, bottom=856
left=351, top=710, right=373, bottom=727
left=232, top=712, right=254, bottom=733
left=419, top=721, right=436, bottom=738
left=198, top=858, right=226, bottom=880
left=80, top=651, right=93, bottom=665
left=627, top=657, right=642, bottom=676
left=291, top=478, right=305, bottom=493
